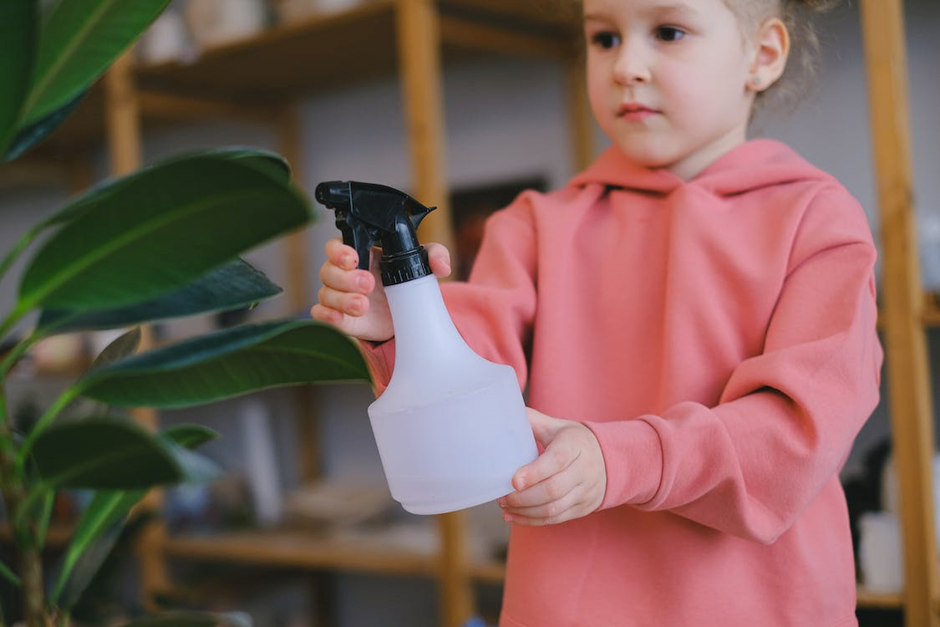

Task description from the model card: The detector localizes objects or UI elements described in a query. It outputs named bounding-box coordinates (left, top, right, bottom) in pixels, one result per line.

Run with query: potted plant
left=0, top=1, right=370, bottom=625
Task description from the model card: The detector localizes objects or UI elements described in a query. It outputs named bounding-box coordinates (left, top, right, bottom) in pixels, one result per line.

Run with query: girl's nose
left=612, top=41, right=651, bottom=85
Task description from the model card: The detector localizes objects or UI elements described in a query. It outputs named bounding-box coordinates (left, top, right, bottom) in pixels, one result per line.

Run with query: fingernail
left=357, top=275, right=369, bottom=290
left=502, top=512, right=513, bottom=524
left=497, top=498, right=506, bottom=507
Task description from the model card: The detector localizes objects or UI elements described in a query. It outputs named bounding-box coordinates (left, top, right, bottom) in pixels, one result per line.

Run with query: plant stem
left=0, top=225, right=41, bottom=287
left=0, top=381, right=8, bottom=442
left=20, top=547, right=46, bottom=627
left=0, top=302, right=30, bottom=348
left=0, top=333, right=40, bottom=381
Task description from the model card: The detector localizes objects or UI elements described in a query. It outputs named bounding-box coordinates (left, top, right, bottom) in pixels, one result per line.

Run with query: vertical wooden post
left=395, top=0, right=456, bottom=255
left=396, top=2, right=471, bottom=626
left=276, top=103, right=321, bottom=485
left=565, top=57, right=596, bottom=173
left=859, top=1, right=938, bottom=625
left=104, top=50, right=171, bottom=607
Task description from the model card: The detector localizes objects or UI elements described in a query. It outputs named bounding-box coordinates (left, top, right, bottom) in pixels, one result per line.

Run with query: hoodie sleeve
left=358, top=194, right=540, bottom=394
left=586, top=188, right=883, bottom=544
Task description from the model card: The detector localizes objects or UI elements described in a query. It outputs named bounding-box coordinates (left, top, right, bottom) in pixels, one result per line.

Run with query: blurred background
left=0, top=0, right=937, bottom=626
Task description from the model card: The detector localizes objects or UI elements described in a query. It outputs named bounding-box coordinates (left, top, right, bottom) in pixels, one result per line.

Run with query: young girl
left=312, top=0, right=882, bottom=625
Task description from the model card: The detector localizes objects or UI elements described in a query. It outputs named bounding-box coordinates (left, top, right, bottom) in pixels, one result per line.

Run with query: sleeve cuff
left=583, top=417, right=664, bottom=510
left=357, top=338, right=396, bottom=396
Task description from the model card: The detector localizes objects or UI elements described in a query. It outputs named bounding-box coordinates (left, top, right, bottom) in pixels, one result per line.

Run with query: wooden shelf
left=0, top=524, right=75, bottom=548
left=162, top=527, right=506, bottom=582
left=857, top=585, right=903, bottom=609
left=6, top=0, right=576, bottom=159
left=135, top=0, right=576, bottom=102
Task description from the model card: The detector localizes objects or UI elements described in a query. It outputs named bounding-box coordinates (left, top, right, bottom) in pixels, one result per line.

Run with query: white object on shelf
left=276, top=0, right=366, bottom=23
left=138, top=7, right=190, bottom=64
left=919, top=209, right=940, bottom=292
left=184, top=0, right=267, bottom=49
left=239, top=398, right=283, bottom=527
left=859, top=511, right=905, bottom=594
left=881, top=452, right=940, bottom=550
left=282, top=480, right=393, bottom=526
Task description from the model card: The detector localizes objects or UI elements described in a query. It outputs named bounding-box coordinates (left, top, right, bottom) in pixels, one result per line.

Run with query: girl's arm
left=587, top=191, right=882, bottom=543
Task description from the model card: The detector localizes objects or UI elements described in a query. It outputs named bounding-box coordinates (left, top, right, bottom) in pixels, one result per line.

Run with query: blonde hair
left=724, top=0, right=841, bottom=112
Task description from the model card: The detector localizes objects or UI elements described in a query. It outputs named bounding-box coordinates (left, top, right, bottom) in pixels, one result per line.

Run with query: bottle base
left=398, top=482, right=513, bottom=515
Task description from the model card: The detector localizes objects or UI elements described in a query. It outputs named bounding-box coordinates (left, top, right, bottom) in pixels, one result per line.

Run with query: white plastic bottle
left=370, top=274, right=538, bottom=514
left=316, top=180, right=538, bottom=514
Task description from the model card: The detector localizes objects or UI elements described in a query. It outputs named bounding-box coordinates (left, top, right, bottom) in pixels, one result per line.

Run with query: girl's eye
left=590, top=31, right=621, bottom=49
left=655, top=26, right=685, bottom=42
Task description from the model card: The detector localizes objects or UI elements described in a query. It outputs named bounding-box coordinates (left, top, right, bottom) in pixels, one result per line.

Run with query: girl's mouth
left=618, top=103, right=658, bottom=121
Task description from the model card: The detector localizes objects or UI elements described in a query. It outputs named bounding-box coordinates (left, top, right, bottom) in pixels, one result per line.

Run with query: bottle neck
left=385, top=275, right=474, bottom=371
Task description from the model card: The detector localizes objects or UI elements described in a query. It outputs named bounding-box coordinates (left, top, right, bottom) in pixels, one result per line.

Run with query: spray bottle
left=315, top=180, right=538, bottom=515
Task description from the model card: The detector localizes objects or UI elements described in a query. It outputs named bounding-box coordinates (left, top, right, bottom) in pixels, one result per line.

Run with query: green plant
left=0, top=2, right=370, bottom=626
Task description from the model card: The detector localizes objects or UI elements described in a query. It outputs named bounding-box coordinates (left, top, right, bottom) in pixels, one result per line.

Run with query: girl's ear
left=748, top=17, right=790, bottom=92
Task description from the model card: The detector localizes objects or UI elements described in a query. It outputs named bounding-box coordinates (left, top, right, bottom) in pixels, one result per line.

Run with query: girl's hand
left=498, top=409, right=607, bottom=526
left=310, top=238, right=452, bottom=342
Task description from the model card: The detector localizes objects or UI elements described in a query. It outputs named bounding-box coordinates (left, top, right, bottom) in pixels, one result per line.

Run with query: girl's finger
left=501, top=470, right=578, bottom=510
left=317, top=285, right=369, bottom=317
left=503, top=488, right=583, bottom=526
left=424, top=242, right=453, bottom=277
left=512, top=439, right=578, bottom=492
left=320, top=261, right=374, bottom=294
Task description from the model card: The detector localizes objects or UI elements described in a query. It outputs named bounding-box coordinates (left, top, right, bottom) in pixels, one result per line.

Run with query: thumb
left=526, top=408, right=566, bottom=447
left=424, top=242, right=452, bottom=278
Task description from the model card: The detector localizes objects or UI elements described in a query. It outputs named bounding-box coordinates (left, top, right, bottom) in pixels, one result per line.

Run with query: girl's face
left=583, top=0, right=760, bottom=180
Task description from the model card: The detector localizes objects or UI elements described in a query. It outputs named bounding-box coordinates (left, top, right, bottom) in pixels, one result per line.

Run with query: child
left=312, top=0, right=882, bottom=624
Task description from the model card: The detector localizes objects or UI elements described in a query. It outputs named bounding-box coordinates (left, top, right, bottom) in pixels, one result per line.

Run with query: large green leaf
left=0, top=0, right=36, bottom=155
left=40, top=148, right=293, bottom=232
left=31, top=417, right=221, bottom=490
left=0, top=148, right=294, bottom=287
left=38, top=259, right=282, bottom=334
left=50, top=423, right=219, bottom=608
left=77, top=320, right=371, bottom=408
left=4, top=90, right=85, bottom=161
left=89, top=327, right=142, bottom=369
left=21, top=0, right=170, bottom=125
left=18, top=155, right=311, bottom=313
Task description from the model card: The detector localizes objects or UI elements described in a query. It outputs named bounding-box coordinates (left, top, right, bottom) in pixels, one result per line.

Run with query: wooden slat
left=439, top=14, right=573, bottom=60
left=565, top=57, right=595, bottom=172
left=396, top=0, right=456, bottom=255
left=163, top=529, right=439, bottom=577
left=859, top=1, right=938, bottom=626
left=104, top=51, right=172, bottom=609
left=136, top=1, right=399, bottom=103
left=857, top=585, right=904, bottom=610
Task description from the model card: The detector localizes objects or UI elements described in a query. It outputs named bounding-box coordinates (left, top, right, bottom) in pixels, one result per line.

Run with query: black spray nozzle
left=314, top=180, right=436, bottom=286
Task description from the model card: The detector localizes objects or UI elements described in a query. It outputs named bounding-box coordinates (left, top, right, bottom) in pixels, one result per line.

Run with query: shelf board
left=856, top=584, right=903, bottom=609
left=4, top=0, right=576, bottom=161
left=0, top=524, right=75, bottom=548
left=164, top=528, right=438, bottom=577
left=163, top=527, right=506, bottom=582
left=134, top=0, right=575, bottom=103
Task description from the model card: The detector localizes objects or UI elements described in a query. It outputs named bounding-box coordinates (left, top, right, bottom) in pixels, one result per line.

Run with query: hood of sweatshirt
left=570, top=139, right=838, bottom=197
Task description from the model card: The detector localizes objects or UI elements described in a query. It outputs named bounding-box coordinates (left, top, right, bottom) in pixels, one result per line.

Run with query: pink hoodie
left=364, top=139, right=882, bottom=626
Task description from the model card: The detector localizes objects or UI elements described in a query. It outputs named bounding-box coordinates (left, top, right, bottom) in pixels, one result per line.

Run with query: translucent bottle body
left=369, top=275, right=539, bottom=515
